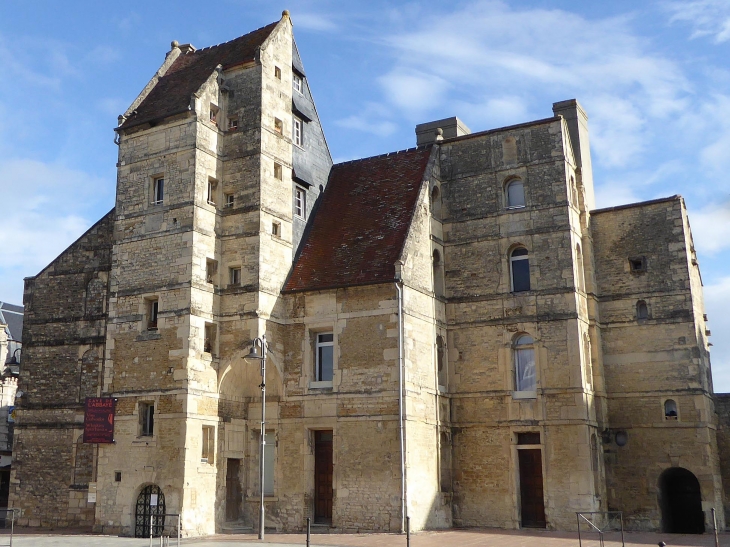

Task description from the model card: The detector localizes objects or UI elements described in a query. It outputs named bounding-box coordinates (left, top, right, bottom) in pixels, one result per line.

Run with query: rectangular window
left=295, top=186, right=306, bottom=219
left=153, top=177, right=164, bottom=205
left=517, top=432, right=541, bottom=445
left=274, top=118, right=283, bottom=134
left=225, top=194, right=235, bottom=208
left=139, top=402, right=155, bottom=436
left=209, top=103, right=219, bottom=125
left=147, top=299, right=159, bottom=330
left=515, top=346, right=536, bottom=392
left=274, top=66, right=281, bottom=80
left=263, top=431, right=275, bottom=495
left=293, top=117, right=303, bottom=146
left=229, top=267, right=241, bottom=287
left=272, top=222, right=280, bottom=237
left=207, top=179, right=217, bottom=206
left=202, top=425, right=215, bottom=464
left=204, top=323, right=216, bottom=355
left=316, top=333, right=334, bottom=382
left=206, top=259, right=217, bottom=285
left=293, top=73, right=302, bottom=94
left=228, top=117, right=238, bottom=131
left=274, top=162, right=283, bottom=180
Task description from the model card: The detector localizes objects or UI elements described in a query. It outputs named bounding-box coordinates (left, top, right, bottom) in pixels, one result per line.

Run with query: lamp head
left=244, top=340, right=264, bottom=363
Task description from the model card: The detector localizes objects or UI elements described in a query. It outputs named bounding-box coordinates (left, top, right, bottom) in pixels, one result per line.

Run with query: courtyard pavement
left=0, top=528, right=728, bottom=547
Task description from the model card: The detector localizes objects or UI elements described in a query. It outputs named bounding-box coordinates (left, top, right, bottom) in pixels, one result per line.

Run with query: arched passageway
left=659, top=467, right=704, bottom=534
left=135, top=484, right=166, bottom=537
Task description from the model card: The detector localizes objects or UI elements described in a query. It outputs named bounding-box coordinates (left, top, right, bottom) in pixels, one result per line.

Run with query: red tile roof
left=120, top=22, right=279, bottom=130
left=284, top=146, right=433, bottom=293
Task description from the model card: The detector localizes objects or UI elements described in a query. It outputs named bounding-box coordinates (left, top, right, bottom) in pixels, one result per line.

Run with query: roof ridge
left=334, top=145, right=432, bottom=167
left=190, top=21, right=279, bottom=55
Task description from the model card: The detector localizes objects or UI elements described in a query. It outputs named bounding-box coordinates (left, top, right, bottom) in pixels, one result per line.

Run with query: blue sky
left=1, top=0, right=730, bottom=387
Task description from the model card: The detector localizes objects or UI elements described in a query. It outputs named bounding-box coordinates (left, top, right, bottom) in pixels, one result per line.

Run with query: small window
left=576, top=244, right=585, bottom=292
left=517, top=432, right=540, bottom=445
left=206, top=259, right=217, bottom=285
left=637, top=300, right=649, bottom=320
left=274, top=118, right=283, bottom=134
left=433, top=249, right=444, bottom=297
left=510, top=247, right=530, bottom=292
left=201, top=425, right=215, bottom=463
left=225, top=194, right=235, bottom=208
left=629, top=256, right=647, bottom=272
left=204, top=322, right=216, bottom=355
left=153, top=177, right=164, bottom=205
left=514, top=335, right=536, bottom=393
left=229, top=267, right=241, bottom=287
left=505, top=179, right=525, bottom=208
left=114, top=471, right=122, bottom=482
left=272, top=222, right=281, bottom=237
left=207, top=179, right=217, bottom=206
left=430, top=185, right=442, bottom=217
left=293, top=117, right=303, bottom=146
left=209, top=104, right=219, bottom=125
left=436, top=334, right=447, bottom=389
left=274, top=162, right=283, bottom=180
left=316, top=332, right=334, bottom=382
left=274, top=66, right=282, bottom=80
left=664, top=399, right=678, bottom=420
left=139, top=402, right=155, bottom=436
left=228, top=117, right=238, bottom=131
left=293, top=73, right=302, bottom=94
left=147, top=299, right=159, bottom=330
left=294, top=186, right=306, bottom=219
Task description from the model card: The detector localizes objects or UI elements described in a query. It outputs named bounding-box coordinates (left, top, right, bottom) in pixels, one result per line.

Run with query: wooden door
left=518, top=449, right=546, bottom=528
left=314, top=431, right=333, bottom=524
left=226, top=459, right=242, bottom=522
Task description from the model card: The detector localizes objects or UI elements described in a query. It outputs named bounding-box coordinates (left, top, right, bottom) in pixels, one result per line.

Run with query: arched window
left=570, top=176, right=579, bottom=207
left=514, top=334, right=536, bottom=392
left=436, top=335, right=446, bottom=389
left=637, top=300, right=648, bottom=320
left=576, top=244, right=585, bottom=292
left=505, top=179, right=525, bottom=208
left=664, top=399, right=678, bottom=420
left=433, top=249, right=444, bottom=297
left=510, top=247, right=530, bottom=292
left=583, top=333, right=593, bottom=389
left=431, top=185, right=442, bottom=217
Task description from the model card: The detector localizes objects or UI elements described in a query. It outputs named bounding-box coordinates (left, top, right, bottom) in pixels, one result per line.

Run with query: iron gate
left=135, top=485, right=166, bottom=538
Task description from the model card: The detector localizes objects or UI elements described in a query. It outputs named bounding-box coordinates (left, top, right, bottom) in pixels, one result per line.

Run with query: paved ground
left=0, top=529, right=728, bottom=547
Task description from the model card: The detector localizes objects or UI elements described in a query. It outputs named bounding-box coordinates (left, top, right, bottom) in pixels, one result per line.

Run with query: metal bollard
left=307, top=517, right=311, bottom=547
left=406, top=516, right=410, bottom=547
left=712, top=508, right=720, bottom=547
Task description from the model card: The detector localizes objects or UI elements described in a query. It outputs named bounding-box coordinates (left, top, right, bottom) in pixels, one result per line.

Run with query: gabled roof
left=0, top=302, right=23, bottom=342
left=120, top=22, right=279, bottom=130
left=284, top=146, right=433, bottom=293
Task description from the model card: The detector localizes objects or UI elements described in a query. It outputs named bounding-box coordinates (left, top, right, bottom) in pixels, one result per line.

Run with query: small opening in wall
left=229, top=267, right=241, bottom=287
left=209, top=103, right=219, bottom=125
left=274, top=66, right=281, bottom=80
left=272, top=222, right=281, bottom=237
left=274, top=118, right=283, bottom=134
left=664, top=399, right=678, bottom=420
left=274, top=162, right=283, bottom=180
left=225, top=194, right=235, bottom=208
left=146, top=298, right=159, bottom=330
left=115, top=471, right=122, bottom=482
left=629, top=256, right=647, bottom=273
left=228, top=117, right=238, bottom=131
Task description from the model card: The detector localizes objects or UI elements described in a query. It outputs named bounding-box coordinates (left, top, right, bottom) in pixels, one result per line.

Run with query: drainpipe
left=395, top=280, right=407, bottom=533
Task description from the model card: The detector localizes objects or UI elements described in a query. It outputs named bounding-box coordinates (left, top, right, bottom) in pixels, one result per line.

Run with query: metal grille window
left=135, top=485, right=165, bottom=538
left=316, top=333, right=334, bottom=382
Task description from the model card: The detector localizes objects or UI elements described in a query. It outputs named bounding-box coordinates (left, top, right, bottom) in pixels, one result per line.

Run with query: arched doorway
left=658, top=467, right=704, bottom=534
left=135, top=484, right=166, bottom=537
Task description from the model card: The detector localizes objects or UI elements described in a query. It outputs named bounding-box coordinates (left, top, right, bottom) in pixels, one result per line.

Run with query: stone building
left=9, top=11, right=729, bottom=537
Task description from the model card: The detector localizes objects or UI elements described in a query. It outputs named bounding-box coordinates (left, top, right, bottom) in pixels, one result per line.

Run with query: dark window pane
left=512, top=259, right=530, bottom=292
left=318, top=333, right=333, bottom=343
left=318, top=346, right=333, bottom=381
left=517, top=432, right=540, bottom=445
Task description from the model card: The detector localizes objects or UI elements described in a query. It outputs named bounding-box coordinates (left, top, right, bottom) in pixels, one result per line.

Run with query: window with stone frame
left=505, top=178, right=525, bottom=208
left=204, top=322, right=216, bottom=355
left=229, top=267, right=241, bottom=287
left=207, top=178, right=217, bottom=206
left=315, top=332, right=334, bottom=382
left=510, top=247, right=530, bottom=292
left=436, top=334, right=447, bottom=390
left=139, top=402, right=155, bottom=436
left=153, top=177, right=165, bottom=205
left=225, top=193, right=235, bottom=208
left=147, top=298, right=159, bottom=330
left=514, top=334, right=536, bottom=393
left=201, top=425, right=215, bottom=463
left=206, top=259, right=218, bottom=285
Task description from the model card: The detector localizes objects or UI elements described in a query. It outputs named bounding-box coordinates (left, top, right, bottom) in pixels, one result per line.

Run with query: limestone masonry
left=10, top=11, right=730, bottom=538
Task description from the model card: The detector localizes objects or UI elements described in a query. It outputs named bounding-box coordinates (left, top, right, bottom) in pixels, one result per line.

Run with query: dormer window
left=293, top=73, right=303, bottom=94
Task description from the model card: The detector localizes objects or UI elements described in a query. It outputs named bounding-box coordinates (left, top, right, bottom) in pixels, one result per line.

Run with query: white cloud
left=0, top=158, right=113, bottom=302
left=689, top=202, right=730, bottom=255
left=665, top=0, right=730, bottom=43
left=369, top=0, right=688, bottom=168
left=336, top=115, right=397, bottom=137
left=704, top=276, right=730, bottom=392
left=293, top=12, right=338, bottom=32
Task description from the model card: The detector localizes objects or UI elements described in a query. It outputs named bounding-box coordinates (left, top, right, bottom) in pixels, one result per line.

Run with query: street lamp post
left=244, top=334, right=267, bottom=540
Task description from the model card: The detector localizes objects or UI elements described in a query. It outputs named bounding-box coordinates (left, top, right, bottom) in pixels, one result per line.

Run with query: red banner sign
left=84, top=397, right=116, bottom=444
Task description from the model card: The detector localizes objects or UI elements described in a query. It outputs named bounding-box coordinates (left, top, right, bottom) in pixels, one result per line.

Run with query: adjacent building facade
left=9, top=12, right=729, bottom=537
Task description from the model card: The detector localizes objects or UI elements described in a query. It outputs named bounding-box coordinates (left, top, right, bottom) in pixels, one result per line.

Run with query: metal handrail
left=0, top=508, right=19, bottom=547
left=577, top=511, right=624, bottom=547
left=149, top=512, right=180, bottom=547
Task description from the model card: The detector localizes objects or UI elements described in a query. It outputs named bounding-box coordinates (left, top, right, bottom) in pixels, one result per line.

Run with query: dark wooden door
left=226, top=459, right=242, bottom=521
left=519, top=449, right=546, bottom=528
left=314, top=431, right=333, bottom=524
